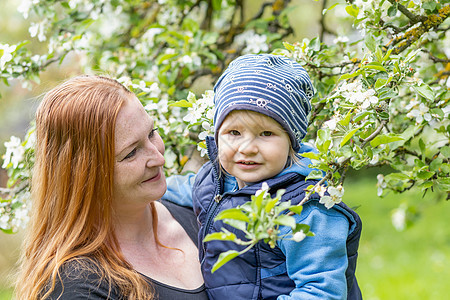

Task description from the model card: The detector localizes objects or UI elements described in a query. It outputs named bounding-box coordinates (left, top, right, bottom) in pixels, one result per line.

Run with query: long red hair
left=15, top=75, right=155, bottom=299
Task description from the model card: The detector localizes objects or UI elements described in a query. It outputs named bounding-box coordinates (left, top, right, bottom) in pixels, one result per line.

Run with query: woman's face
left=113, top=96, right=166, bottom=208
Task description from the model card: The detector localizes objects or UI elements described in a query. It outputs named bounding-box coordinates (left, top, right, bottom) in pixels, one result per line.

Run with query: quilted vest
left=192, top=137, right=362, bottom=299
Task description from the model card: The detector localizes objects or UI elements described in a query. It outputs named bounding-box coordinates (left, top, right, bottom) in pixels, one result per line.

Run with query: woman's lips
left=143, top=170, right=161, bottom=183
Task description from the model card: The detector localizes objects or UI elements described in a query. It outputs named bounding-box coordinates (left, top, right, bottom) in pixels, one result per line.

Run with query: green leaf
left=294, top=223, right=311, bottom=234
left=204, top=232, right=237, bottom=242
left=223, top=219, right=247, bottom=232
left=169, top=99, right=193, bottom=108
left=430, top=158, right=443, bottom=172
left=382, top=49, right=393, bottom=62
left=387, top=4, right=398, bottom=17
left=157, top=53, right=178, bottom=65
left=265, top=197, right=280, bottom=213
left=423, top=1, right=437, bottom=12
left=339, top=70, right=362, bottom=81
left=354, top=111, right=370, bottom=123
left=300, top=152, right=320, bottom=160
left=1, top=228, right=14, bottom=234
left=345, top=4, right=359, bottom=18
left=364, top=34, right=377, bottom=52
left=305, top=170, right=324, bottom=180
left=418, top=181, right=434, bottom=190
left=251, top=192, right=264, bottom=212
left=417, top=170, right=434, bottom=180
left=215, top=208, right=250, bottom=222
left=418, top=139, right=426, bottom=154
left=340, top=127, right=360, bottom=146
left=288, top=205, right=303, bottom=215
left=412, top=84, right=435, bottom=101
left=274, top=215, right=296, bottom=229
left=361, top=63, right=387, bottom=72
left=338, top=110, right=353, bottom=127
left=309, top=37, right=321, bottom=51
left=322, top=3, right=340, bottom=15
left=211, top=250, right=240, bottom=273
left=370, top=134, right=404, bottom=147
left=440, top=146, right=450, bottom=158
left=283, top=42, right=295, bottom=52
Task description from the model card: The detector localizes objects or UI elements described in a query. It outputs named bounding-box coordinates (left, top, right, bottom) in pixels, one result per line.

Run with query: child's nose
left=238, top=136, right=258, bottom=155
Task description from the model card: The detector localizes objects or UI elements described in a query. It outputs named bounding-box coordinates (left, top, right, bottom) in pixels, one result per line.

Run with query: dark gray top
left=48, top=200, right=208, bottom=300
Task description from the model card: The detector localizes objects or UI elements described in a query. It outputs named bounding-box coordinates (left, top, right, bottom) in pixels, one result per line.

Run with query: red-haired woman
left=15, top=75, right=207, bottom=300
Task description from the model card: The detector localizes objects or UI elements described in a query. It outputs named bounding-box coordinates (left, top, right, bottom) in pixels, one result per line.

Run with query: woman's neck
left=114, top=202, right=156, bottom=246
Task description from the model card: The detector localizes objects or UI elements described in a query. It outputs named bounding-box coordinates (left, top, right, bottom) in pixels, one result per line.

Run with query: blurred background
left=0, top=0, right=449, bottom=299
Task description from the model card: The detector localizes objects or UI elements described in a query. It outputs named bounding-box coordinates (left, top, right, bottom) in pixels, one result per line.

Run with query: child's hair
left=212, top=54, right=314, bottom=153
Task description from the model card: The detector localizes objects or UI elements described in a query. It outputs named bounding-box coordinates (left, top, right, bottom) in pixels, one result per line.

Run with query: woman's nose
left=144, top=139, right=165, bottom=168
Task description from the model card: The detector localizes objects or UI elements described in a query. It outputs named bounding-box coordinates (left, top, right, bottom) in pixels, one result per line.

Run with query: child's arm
left=162, top=173, right=196, bottom=208
left=277, top=201, right=349, bottom=299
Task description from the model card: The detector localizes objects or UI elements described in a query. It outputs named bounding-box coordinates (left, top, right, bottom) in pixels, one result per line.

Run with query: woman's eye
left=123, top=148, right=136, bottom=160
left=148, top=128, right=158, bottom=139
left=261, top=131, right=273, bottom=136
left=229, top=130, right=240, bottom=136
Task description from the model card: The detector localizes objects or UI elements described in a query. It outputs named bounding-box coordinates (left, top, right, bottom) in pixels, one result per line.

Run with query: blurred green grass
left=0, top=178, right=448, bottom=300
left=344, top=177, right=449, bottom=300
left=0, top=290, right=12, bottom=300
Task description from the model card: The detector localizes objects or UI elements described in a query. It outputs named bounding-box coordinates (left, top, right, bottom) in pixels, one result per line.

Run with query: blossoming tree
left=0, top=0, right=449, bottom=246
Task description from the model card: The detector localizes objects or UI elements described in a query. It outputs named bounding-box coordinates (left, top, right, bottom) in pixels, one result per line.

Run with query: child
left=165, top=54, right=362, bottom=299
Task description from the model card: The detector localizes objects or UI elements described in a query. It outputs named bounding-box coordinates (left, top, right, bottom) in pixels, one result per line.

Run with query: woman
left=15, top=75, right=208, bottom=299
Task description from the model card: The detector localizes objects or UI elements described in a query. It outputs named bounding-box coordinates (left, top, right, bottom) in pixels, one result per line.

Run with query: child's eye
left=261, top=131, right=273, bottom=136
left=123, top=148, right=137, bottom=160
left=229, top=130, right=240, bottom=136
left=148, top=128, right=158, bottom=139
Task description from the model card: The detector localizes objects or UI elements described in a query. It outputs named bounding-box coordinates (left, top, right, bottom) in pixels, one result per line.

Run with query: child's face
left=217, top=110, right=291, bottom=189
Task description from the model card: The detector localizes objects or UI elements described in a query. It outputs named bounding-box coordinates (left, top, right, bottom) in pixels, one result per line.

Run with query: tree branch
left=387, top=4, right=450, bottom=54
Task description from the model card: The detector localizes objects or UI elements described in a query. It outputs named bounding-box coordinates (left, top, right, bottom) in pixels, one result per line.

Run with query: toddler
left=165, top=54, right=362, bottom=300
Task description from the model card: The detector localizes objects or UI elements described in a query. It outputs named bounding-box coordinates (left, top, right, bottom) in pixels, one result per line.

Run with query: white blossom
left=292, top=230, right=306, bottom=242
left=10, top=204, right=30, bottom=230
left=376, top=174, right=387, bottom=196
left=323, top=118, right=337, bottom=131
left=319, top=185, right=344, bottom=209
left=0, top=214, right=10, bottom=230
left=235, top=30, right=269, bottom=54
left=255, top=182, right=270, bottom=197
left=0, top=44, right=16, bottom=70
left=333, top=36, right=349, bottom=44
left=369, top=153, right=379, bottom=165
left=406, top=103, right=432, bottom=124
left=18, top=0, right=39, bottom=19
left=197, top=143, right=208, bottom=157
left=29, top=21, right=47, bottom=41
left=314, top=184, right=327, bottom=197
left=2, top=136, right=25, bottom=169
left=391, top=205, right=406, bottom=231
left=164, top=149, right=177, bottom=168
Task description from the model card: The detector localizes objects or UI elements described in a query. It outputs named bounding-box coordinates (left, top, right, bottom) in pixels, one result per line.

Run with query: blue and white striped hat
left=213, top=54, right=314, bottom=151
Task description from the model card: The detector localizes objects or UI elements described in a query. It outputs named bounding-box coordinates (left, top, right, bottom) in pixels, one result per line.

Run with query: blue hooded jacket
left=164, top=137, right=362, bottom=299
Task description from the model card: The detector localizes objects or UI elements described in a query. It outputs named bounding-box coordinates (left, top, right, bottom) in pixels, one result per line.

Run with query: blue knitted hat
left=213, top=54, right=314, bottom=151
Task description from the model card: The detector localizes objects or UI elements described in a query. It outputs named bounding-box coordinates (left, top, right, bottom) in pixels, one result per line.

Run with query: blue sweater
left=164, top=138, right=362, bottom=299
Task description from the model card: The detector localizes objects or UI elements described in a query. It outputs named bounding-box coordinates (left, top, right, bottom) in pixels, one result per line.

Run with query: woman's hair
left=15, top=75, right=154, bottom=299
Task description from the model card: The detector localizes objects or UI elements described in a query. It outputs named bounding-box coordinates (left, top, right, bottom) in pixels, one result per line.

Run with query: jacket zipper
left=201, top=140, right=224, bottom=263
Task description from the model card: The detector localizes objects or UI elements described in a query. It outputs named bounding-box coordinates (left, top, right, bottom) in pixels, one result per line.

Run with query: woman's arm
left=276, top=201, right=349, bottom=300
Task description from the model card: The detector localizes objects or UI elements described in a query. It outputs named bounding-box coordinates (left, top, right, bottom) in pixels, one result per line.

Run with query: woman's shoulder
left=47, top=258, right=122, bottom=300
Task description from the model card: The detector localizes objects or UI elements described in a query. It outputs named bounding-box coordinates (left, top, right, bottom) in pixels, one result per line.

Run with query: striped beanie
left=213, top=54, right=314, bottom=151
